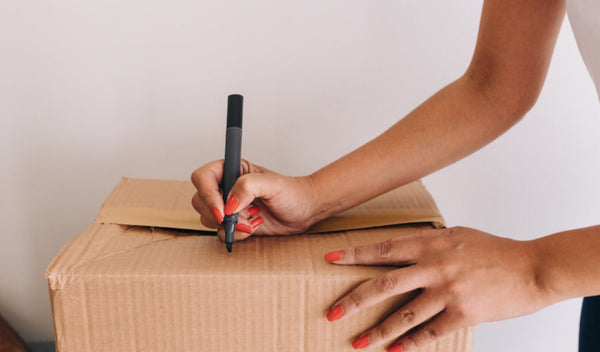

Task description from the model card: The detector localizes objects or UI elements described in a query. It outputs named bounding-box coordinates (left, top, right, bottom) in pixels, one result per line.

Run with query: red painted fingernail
left=211, top=207, right=223, bottom=224
left=326, top=305, right=344, bottom=322
left=248, top=206, right=261, bottom=217
left=235, top=223, right=253, bottom=234
left=224, top=196, right=239, bottom=215
left=352, top=334, right=370, bottom=349
left=324, top=250, right=343, bottom=262
left=387, top=344, right=403, bottom=352
left=250, top=216, right=264, bottom=228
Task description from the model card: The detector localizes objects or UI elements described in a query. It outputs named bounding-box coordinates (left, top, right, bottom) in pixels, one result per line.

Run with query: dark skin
left=192, top=0, right=600, bottom=350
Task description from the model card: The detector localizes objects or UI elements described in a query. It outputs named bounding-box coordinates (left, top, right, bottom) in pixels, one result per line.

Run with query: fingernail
left=235, top=223, right=253, bottom=234
left=211, top=207, right=223, bottom=224
left=387, top=344, right=403, bottom=352
left=224, top=196, right=239, bottom=215
left=326, top=305, right=344, bottom=322
left=250, top=217, right=264, bottom=228
left=248, top=206, right=261, bottom=217
left=324, top=250, right=343, bottom=262
left=352, top=334, right=370, bottom=349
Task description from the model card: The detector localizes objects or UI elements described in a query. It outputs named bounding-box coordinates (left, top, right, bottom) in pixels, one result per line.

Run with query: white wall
left=2, top=0, right=599, bottom=350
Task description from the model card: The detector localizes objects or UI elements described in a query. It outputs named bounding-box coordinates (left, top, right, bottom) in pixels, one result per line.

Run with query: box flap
left=94, top=178, right=445, bottom=233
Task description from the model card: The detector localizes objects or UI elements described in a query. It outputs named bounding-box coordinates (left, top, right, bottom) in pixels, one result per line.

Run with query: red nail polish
left=250, top=217, right=264, bottom=228
left=224, top=196, right=239, bottom=215
left=324, top=250, right=343, bottom=262
left=326, top=305, right=344, bottom=322
left=352, top=334, right=370, bottom=349
left=387, top=344, right=403, bottom=352
left=248, top=206, right=261, bottom=217
left=211, top=207, right=223, bottom=224
left=235, top=223, right=253, bottom=234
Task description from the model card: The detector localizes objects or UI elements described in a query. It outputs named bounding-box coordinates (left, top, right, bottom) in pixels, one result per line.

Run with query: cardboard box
left=46, top=178, right=473, bottom=351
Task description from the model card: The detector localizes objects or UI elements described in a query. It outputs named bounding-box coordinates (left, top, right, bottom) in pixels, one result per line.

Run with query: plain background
left=2, top=0, right=599, bottom=350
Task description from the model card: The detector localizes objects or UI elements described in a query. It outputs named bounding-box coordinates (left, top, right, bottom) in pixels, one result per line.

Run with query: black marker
left=222, top=94, right=243, bottom=253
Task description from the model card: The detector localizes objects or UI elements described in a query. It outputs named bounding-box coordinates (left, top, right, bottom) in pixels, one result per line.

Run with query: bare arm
left=191, top=0, right=566, bottom=240
left=307, top=0, right=566, bottom=222
left=534, top=225, right=600, bottom=301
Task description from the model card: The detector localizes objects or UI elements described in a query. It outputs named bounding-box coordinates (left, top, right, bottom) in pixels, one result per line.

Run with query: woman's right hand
left=191, top=159, right=318, bottom=242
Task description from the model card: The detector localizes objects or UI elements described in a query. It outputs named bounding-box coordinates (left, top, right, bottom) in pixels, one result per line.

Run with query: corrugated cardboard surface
left=46, top=178, right=473, bottom=351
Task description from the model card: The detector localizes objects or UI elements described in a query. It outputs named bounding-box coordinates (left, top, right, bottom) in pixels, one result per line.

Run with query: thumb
left=223, top=172, right=282, bottom=215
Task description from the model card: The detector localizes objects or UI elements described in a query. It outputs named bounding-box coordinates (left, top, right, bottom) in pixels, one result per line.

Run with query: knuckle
left=375, top=241, right=393, bottom=258
left=347, top=291, right=362, bottom=309
left=402, top=336, right=418, bottom=350
left=397, top=308, right=416, bottom=324
left=453, top=308, right=468, bottom=323
left=191, top=163, right=215, bottom=187
left=371, top=325, right=386, bottom=341
left=352, top=246, right=362, bottom=261
left=375, top=273, right=398, bottom=293
left=190, top=169, right=200, bottom=183
left=235, top=176, right=251, bottom=193
left=197, top=189, right=214, bottom=204
left=403, top=325, right=438, bottom=350
left=452, top=305, right=473, bottom=324
left=388, top=307, right=416, bottom=330
left=436, top=260, right=458, bottom=281
left=422, top=325, right=439, bottom=341
left=445, top=279, right=466, bottom=298
left=190, top=170, right=203, bottom=189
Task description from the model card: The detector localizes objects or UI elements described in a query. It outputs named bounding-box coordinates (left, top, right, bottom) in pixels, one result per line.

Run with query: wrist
left=302, top=172, right=337, bottom=225
left=526, top=238, right=564, bottom=307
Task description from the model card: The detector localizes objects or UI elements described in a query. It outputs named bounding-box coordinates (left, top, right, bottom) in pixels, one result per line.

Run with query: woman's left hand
left=324, top=226, right=554, bottom=351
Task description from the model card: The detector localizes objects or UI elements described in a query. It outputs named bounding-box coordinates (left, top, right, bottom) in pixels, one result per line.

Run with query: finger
left=326, top=266, right=430, bottom=323
left=249, top=216, right=264, bottom=229
left=191, top=160, right=226, bottom=218
left=205, top=203, right=263, bottom=238
left=235, top=204, right=261, bottom=220
left=192, top=192, right=220, bottom=228
left=216, top=223, right=253, bottom=242
left=324, top=228, right=452, bottom=266
left=223, top=172, right=282, bottom=216
left=323, top=238, right=422, bottom=266
left=350, top=291, right=444, bottom=350
left=200, top=214, right=218, bottom=229
left=247, top=205, right=261, bottom=218
left=390, top=311, right=456, bottom=352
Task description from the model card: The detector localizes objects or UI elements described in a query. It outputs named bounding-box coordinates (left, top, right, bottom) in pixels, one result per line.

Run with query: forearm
left=306, top=75, right=526, bottom=222
left=533, top=225, right=600, bottom=302
left=302, top=0, right=566, bottom=224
